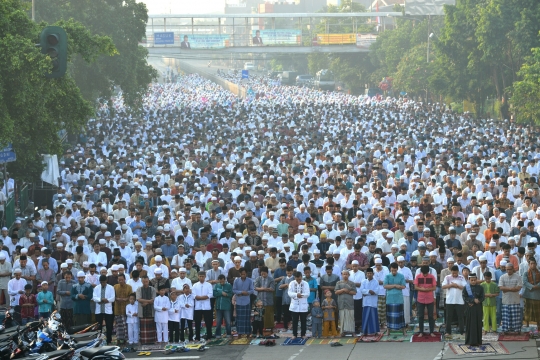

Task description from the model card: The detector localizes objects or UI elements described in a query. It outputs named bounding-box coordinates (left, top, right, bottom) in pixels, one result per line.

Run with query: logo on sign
left=154, top=32, right=175, bottom=45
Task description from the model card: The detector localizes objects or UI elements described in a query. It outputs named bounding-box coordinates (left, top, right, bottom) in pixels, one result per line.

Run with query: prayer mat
left=279, top=331, right=296, bottom=338
left=282, top=337, right=308, bottom=345
left=274, top=322, right=285, bottom=329
left=140, top=344, right=165, bottom=350
left=250, top=339, right=262, bottom=345
left=206, top=338, right=231, bottom=346
left=357, top=333, right=384, bottom=342
left=482, top=333, right=500, bottom=342
left=498, top=333, right=530, bottom=341
left=411, top=332, right=441, bottom=342
left=185, top=344, right=204, bottom=350
left=379, top=331, right=411, bottom=342
left=520, top=325, right=538, bottom=333
left=307, top=338, right=357, bottom=345
left=230, top=337, right=251, bottom=345
left=449, top=342, right=509, bottom=355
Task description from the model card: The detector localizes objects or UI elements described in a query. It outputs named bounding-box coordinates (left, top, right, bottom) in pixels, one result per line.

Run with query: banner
left=252, top=29, right=301, bottom=45
left=356, top=33, right=378, bottom=49
left=186, top=34, right=230, bottom=49
left=317, top=34, right=356, bottom=45
left=154, top=32, right=174, bottom=45
left=41, top=154, right=60, bottom=186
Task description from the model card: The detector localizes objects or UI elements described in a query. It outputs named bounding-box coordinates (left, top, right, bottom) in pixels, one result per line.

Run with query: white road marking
left=432, top=343, right=449, bottom=360
left=138, top=357, right=200, bottom=360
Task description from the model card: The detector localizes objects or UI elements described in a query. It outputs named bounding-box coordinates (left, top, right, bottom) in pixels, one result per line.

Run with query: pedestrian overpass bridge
left=144, top=12, right=402, bottom=56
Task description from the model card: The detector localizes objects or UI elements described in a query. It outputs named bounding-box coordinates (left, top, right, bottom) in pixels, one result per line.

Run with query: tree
left=0, top=0, right=116, bottom=182
left=393, top=43, right=432, bottom=97
left=36, top=0, right=157, bottom=107
left=511, top=47, right=540, bottom=123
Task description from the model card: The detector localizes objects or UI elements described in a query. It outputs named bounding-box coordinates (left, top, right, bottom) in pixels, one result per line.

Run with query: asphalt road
left=123, top=337, right=540, bottom=360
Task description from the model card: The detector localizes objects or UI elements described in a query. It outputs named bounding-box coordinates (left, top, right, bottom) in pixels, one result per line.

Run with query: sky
left=138, top=0, right=227, bottom=15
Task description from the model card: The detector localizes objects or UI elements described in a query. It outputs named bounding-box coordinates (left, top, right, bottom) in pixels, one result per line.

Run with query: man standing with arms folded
left=441, top=265, right=467, bottom=338
left=498, top=263, right=523, bottom=334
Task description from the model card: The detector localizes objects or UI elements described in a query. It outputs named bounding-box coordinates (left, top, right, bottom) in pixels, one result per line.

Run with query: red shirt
left=19, top=293, right=37, bottom=319
left=413, top=274, right=436, bottom=304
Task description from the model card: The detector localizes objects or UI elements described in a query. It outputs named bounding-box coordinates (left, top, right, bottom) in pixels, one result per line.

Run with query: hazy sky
left=138, top=0, right=227, bottom=15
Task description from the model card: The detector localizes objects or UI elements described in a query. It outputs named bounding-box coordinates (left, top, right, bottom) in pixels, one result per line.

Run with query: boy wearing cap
left=37, top=281, right=54, bottom=319
left=19, top=283, right=37, bottom=325
left=480, top=271, right=499, bottom=334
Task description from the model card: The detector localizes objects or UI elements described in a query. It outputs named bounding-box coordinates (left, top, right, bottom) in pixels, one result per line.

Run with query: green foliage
left=36, top=0, right=158, bottom=107
left=0, top=0, right=115, bottom=182
left=511, top=47, right=540, bottom=123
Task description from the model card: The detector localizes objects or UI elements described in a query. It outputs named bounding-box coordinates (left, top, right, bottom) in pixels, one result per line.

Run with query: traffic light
left=39, top=26, right=67, bottom=78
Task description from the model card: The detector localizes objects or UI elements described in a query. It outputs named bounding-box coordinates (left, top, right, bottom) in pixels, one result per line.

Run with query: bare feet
left=418, top=333, right=423, bottom=338
left=429, top=333, right=436, bottom=338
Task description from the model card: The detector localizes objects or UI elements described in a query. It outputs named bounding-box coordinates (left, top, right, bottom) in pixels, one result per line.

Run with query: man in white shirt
left=171, top=268, right=192, bottom=291
left=349, top=260, right=365, bottom=335
left=92, top=275, right=115, bottom=344
left=88, top=242, right=107, bottom=271
left=8, top=269, right=26, bottom=321
left=441, top=266, right=466, bottom=336
left=191, top=271, right=213, bottom=341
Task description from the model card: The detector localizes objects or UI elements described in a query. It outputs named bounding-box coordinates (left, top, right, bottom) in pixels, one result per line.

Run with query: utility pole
left=32, top=0, right=35, bottom=20
left=426, top=14, right=431, bottom=103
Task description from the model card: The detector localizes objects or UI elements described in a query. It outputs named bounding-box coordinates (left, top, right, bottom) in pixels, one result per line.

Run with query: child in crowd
left=311, top=300, right=323, bottom=338
left=126, top=294, right=139, bottom=346
left=480, top=272, right=499, bottom=334
left=19, top=284, right=37, bottom=325
left=322, top=290, right=338, bottom=337
left=179, top=284, right=194, bottom=344
left=37, top=281, right=54, bottom=319
left=252, top=300, right=265, bottom=337
left=154, top=286, right=170, bottom=344
left=168, top=291, right=181, bottom=343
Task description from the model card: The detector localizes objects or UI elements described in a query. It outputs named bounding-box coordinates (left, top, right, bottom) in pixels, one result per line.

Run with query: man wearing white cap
left=373, top=258, right=389, bottom=328
left=8, top=269, right=26, bottom=321
left=149, top=255, right=169, bottom=280
left=484, top=241, right=498, bottom=268
left=88, top=241, right=107, bottom=271
left=471, top=255, right=495, bottom=283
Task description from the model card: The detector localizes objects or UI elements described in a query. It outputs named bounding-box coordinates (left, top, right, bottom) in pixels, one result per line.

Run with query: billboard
left=186, top=34, right=231, bottom=49
left=154, top=32, right=174, bottom=45
left=317, top=33, right=356, bottom=45
left=405, top=0, right=456, bottom=16
left=356, top=33, right=378, bottom=49
left=252, top=29, right=301, bottom=45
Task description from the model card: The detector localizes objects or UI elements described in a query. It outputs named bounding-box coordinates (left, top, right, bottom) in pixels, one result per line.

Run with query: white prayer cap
left=154, top=268, right=162, bottom=274
left=489, top=241, right=497, bottom=247
left=351, top=260, right=359, bottom=265
left=476, top=251, right=483, bottom=257
left=249, top=251, right=256, bottom=257
left=429, top=251, right=438, bottom=257
left=375, top=258, right=383, bottom=264
left=111, top=265, right=119, bottom=271
left=77, top=271, right=86, bottom=277
left=396, top=256, right=405, bottom=262
left=155, top=255, right=163, bottom=262
left=447, top=257, right=455, bottom=263
left=234, top=256, right=242, bottom=261
left=61, top=263, right=68, bottom=269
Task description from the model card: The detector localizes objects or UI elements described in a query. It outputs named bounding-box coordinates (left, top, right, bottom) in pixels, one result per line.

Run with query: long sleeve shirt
left=191, top=281, right=213, bottom=310
left=232, top=277, right=254, bottom=306
left=8, top=277, right=27, bottom=306
left=168, top=298, right=181, bottom=322
left=179, top=293, right=194, bottom=320
left=126, top=302, right=139, bottom=324
left=213, top=282, right=233, bottom=311
left=360, top=278, right=379, bottom=308
left=92, top=284, right=115, bottom=314
left=37, top=291, right=54, bottom=313
left=153, top=295, right=170, bottom=323
left=71, top=282, right=93, bottom=314
left=56, top=279, right=76, bottom=309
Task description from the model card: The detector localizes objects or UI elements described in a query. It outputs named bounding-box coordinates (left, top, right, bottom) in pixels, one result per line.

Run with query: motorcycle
left=29, top=346, right=124, bottom=360
left=49, top=312, right=99, bottom=335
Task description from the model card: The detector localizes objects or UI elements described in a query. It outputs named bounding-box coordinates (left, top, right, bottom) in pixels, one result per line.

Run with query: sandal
left=137, top=351, right=151, bottom=356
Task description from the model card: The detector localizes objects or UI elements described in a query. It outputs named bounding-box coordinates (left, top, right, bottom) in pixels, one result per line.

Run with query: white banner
left=41, top=154, right=60, bottom=186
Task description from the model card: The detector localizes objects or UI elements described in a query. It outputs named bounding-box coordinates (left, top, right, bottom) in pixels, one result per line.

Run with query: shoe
left=330, top=342, right=343, bottom=347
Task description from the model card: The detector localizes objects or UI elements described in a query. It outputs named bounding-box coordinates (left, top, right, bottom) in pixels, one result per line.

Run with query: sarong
left=115, top=315, right=127, bottom=342
left=524, top=298, right=540, bottom=324
left=501, top=304, right=522, bottom=332
left=236, top=304, right=251, bottom=334
left=339, top=309, right=355, bottom=333
left=362, top=306, right=380, bottom=335
left=386, top=303, right=405, bottom=330
left=60, top=308, right=74, bottom=330
left=140, top=317, right=156, bottom=344
left=264, top=305, right=274, bottom=329
left=377, top=295, right=386, bottom=325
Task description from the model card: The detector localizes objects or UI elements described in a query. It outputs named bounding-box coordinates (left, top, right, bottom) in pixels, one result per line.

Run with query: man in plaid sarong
left=232, top=267, right=254, bottom=335
left=136, top=276, right=156, bottom=344
left=498, top=263, right=523, bottom=333
left=114, top=275, right=132, bottom=345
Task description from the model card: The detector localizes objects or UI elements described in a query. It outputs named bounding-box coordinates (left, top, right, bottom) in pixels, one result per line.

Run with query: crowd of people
left=1, top=72, right=540, bottom=348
